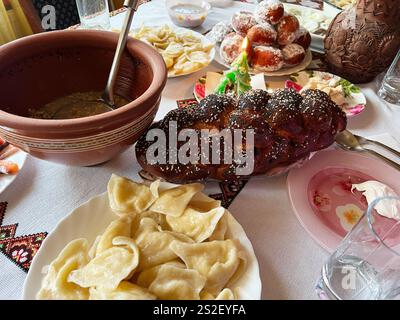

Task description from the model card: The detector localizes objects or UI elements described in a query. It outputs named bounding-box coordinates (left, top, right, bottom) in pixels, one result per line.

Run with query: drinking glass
left=75, top=0, right=111, bottom=30
left=381, top=96, right=400, bottom=145
left=378, top=49, right=400, bottom=105
left=316, top=197, right=400, bottom=300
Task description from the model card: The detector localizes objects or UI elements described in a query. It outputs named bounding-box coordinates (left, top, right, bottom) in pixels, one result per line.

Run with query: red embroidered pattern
left=209, top=180, right=249, bottom=209
left=176, top=98, right=199, bottom=109
left=0, top=202, right=47, bottom=272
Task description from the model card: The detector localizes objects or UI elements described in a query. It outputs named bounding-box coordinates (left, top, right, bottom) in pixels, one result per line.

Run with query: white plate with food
left=324, top=0, right=355, bottom=10
left=0, top=139, right=27, bottom=194
left=129, top=25, right=215, bottom=78
left=23, top=175, right=262, bottom=300
left=284, top=70, right=366, bottom=117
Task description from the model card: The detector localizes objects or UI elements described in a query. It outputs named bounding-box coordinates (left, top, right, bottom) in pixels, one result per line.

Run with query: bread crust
left=135, top=89, right=347, bottom=182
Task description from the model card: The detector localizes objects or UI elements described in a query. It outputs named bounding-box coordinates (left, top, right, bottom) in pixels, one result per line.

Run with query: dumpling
left=130, top=210, right=169, bottom=236
left=140, top=210, right=169, bottom=231
left=107, top=174, right=158, bottom=215
left=68, top=237, right=139, bottom=290
left=88, top=236, right=101, bottom=260
left=200, top=288, right=235, bottom=300
left=200, top=291, right=215, bottom=300
left=37, top=239, right=90, bottom=300
left=189, top=192, right=221, bottom=212
left=136, top=260, right=186, bottom=288
left=215, top=288, right=235, bottom=300
left=150, top=183, right=204, bottom=217
left=170, top=239, right=243, bottom=295
left=209, top=212, right=228, bottom=241
left=166, top=206, right=225, bottom=242
left=95, top=216, right=132, bottom=255
left=89, top=281, right=156, bottom=300
left=148, top=264, right=206, bottom=300
left=133, top=218, right=193, bottom=270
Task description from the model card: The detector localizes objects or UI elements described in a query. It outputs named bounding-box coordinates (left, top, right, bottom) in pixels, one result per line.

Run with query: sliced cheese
left=205, top=72, right=223, bottom=96
left=250, top=73, right=267, bottom=91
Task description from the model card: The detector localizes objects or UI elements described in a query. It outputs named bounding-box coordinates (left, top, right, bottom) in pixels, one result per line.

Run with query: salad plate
left=285, top=70, right=366, bottom=117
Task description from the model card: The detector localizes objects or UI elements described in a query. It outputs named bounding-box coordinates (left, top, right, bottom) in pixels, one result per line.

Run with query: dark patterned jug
left=325, top=0, right=400, bottom=84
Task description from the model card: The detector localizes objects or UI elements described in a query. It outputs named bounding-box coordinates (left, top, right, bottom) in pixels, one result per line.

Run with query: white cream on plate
left=352, top=181, right=400, bottom=221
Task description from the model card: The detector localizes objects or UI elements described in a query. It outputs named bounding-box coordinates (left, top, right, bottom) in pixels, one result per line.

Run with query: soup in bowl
left=0, top=30, right=167, bottom=166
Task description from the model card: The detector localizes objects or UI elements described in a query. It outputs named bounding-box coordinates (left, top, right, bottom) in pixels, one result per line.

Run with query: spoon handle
left=364, top=148, right=400, bottom=171
left=364, top=138, right=400, bottom=159
left=103, top=0, right=139, bottom=107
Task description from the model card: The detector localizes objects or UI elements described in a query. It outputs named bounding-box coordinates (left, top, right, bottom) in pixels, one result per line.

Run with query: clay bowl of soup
left=0, top=30, right=167, bottom=166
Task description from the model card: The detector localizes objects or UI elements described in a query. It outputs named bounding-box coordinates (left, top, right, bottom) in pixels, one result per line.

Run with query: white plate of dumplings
left=23, top=175, right=262, bottom=300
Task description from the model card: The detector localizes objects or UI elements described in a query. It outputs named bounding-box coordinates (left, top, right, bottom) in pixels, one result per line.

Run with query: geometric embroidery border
left=0, top=202, right=47, bottom=273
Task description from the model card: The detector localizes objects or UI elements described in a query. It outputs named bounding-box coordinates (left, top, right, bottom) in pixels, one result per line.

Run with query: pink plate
left=287, top=149, right=400, bottom=253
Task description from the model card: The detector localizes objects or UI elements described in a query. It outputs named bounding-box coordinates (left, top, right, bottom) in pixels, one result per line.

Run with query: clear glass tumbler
left=378, top=49, right=400, bottom=105
left=316, top=197, right=400, bottom=300
left=75, top=0, right=111, bottom=30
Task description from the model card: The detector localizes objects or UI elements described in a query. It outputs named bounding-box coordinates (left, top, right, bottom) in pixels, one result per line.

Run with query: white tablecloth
left=0, top=0, right=399, bottom=300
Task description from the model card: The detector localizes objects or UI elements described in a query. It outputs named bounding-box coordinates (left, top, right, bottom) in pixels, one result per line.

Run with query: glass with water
left=317, top=197, right=400, bottom=300
left=75, top=0, right=111, bottom=30
left=378, top=50, right=400, bottom=105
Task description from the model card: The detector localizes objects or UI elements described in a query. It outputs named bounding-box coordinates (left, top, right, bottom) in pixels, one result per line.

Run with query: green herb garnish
left=338, top=79, right=360, bottom=97
left=306, top=70, right=314, bottom=78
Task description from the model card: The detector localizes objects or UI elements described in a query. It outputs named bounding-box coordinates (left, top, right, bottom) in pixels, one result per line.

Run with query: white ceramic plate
left=215, top=47, right=312, bottom=77
left=23, top=186, right=262, bottom=300
left=0, top=150, right=27, bottom=195
left=130, top=26, right=215, bottom=78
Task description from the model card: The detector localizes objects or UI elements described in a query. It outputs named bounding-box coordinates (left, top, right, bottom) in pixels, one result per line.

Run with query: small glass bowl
left=166, top=0, right=211, bottom=28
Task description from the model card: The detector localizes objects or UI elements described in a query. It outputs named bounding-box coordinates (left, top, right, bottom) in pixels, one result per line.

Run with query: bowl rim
left=0, top=30, right=167, bottom=131
left=166, top=0, right=211, bottom=15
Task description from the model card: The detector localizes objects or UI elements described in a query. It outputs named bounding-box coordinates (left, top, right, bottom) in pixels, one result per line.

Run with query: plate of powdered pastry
left=207, top=0, right=313, bottom=76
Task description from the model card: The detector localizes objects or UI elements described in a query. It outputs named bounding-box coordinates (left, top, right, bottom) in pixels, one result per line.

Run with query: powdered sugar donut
left=208, top=22, right=234, bottom=43
left=251, top=46, right=284, bottom=72
left=281, top=43, right=305, bottom=66
left=277, top=14, right=300, bottom=46
left=293, top=27, right=311, bottom=50
left=220, top=33, right=244, bottom=64
left=247, top=23, right=277, bottom=46
left=231, top=11, right=257, bottom=36
left=254, top=0, right=284, bottom=25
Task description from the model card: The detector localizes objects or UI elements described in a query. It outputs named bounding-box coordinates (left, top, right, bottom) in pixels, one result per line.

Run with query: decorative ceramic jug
left=325, top=0, right=400, bottom=84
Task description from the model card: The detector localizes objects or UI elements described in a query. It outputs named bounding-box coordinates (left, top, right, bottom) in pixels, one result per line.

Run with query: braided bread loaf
left=135, top=88, right=347, bottom=183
